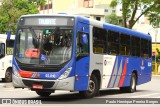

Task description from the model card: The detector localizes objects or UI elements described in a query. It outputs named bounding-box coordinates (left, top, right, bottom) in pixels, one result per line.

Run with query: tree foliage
left=148, top=6, right=160, bottom=28
left=0, top=0, right=46, bottom=34
left=110, top=0, right=160, bottom=29
left=105, top=13, right=122, bottom=26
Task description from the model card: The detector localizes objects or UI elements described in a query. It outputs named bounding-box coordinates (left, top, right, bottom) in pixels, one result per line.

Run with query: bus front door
left=74, top=21, right=90, bottom=91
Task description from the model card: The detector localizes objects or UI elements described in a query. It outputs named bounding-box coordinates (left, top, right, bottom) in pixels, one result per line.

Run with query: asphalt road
left=0, top=75, right=160, bottom=105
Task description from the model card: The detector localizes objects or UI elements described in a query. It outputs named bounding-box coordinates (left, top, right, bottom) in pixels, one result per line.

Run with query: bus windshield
left=15, top=27, right=73, bottom=65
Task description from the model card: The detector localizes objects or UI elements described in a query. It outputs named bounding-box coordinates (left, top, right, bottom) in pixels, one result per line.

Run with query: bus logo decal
left=140, top=60, right=145, bottom=70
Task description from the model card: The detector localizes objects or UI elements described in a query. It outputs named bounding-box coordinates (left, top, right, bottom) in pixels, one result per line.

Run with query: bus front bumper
left=12, top=74, right=75, bottom=91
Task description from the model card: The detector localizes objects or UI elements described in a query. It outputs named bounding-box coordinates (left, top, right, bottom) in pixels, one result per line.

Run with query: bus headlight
left=58, top=67, right=72, bottom=80
left=13, top=65, right=20, bottom=77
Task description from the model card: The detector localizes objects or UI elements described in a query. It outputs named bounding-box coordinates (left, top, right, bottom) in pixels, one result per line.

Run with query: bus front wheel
left=36, top=91, right=52, bottom=97
left=79, top=75, right=98, bottom=98
left=2, top=68, right=12, bottom=82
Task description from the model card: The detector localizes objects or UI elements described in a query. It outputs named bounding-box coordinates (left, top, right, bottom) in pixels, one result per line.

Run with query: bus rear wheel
left=36, top=91, right=52, bottom=97
left=120, top=73, right=137, bottom=93
left=79, top=75, right=98, bottom=98
left=2, top=68, right=12, bottom=82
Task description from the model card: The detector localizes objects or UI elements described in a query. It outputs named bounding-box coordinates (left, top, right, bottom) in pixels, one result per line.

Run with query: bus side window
left=108, top=30, right=119, bottom=55
left=120, top=33, right=130, bottom=56
left=6, top=40, right=14, bottom=55
left=141, top=39, right=149, bottom=58
left=93, top=27, right=107, bottom=54
left=76, top=32, right=89, bottom=55
left=131, top=36, right=140, bottom=57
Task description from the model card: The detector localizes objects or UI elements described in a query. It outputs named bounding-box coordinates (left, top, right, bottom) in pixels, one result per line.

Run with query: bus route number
left=45, top=74, right=56, bottom=78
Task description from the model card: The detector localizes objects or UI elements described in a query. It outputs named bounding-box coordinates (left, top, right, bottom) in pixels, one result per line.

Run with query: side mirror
left=81, top=34, right=88, bottom=45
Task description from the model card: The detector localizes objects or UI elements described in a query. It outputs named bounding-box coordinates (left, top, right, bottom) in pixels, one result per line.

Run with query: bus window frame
left=76, top=31, right=89, bottom=59
left=107, top=30, right=120, bottom=56
left=6, top=40, right=14, bottom=55
left=92, top=27, right=107, bottom=55
left=119, top=33, right=131, bottom=56
left=140, top=38, right=150, bottom=59
left=131, top=36, right=141, bottom=58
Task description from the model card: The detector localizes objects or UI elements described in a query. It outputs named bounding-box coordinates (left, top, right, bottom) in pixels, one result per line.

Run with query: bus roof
left=0, top=34, right=15, bottom=40
left=20, top=14, right=151, bottom=40
left=20, top=14, right=76, bottom=18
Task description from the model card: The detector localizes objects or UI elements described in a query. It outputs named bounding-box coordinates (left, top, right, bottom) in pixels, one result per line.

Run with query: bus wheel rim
left=131, top=76, right=136, bottom=90
left=88, top=80, right=95, bottom=93
left=6, top=71, right=11, bottom=81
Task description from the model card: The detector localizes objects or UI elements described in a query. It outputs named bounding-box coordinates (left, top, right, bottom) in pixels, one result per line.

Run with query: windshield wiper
left=29, top=27, right=37, bottom=39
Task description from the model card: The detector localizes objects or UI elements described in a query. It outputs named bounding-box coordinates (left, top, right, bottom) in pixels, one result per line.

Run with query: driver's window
left=76, top=32, right=89, bottom=55
left=0, top=43, right=5, bottom=58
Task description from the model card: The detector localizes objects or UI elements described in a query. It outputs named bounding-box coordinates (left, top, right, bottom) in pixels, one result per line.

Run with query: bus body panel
left=0, top=34, right=15, bottom=79
left=74, top=17, right=90, bottom=91
left=74, top=57, right=90, bottom=91
left=12, top=74, right=75, bottom=90
left=107, top=56, right=128, bottom=88
left=98, top=55, right=152, bottom=89
left=12, top=58, right=75, bottom=90
left=102, top=55, right=116, bottom=88
left=0, top=55, right=12, bottom=78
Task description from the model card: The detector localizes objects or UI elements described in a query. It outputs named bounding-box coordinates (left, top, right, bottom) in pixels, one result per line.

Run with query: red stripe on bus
left=118, top=60, right=127, bottom=87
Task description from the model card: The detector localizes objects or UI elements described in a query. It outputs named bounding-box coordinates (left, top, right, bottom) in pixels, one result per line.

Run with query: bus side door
left=74, top=21, right=90, bottom=91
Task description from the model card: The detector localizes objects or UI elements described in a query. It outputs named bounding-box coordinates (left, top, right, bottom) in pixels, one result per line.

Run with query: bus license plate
left=32, top=84, right=43, bottom=89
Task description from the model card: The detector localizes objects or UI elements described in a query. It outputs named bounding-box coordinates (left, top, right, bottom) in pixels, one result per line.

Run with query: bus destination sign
left=19, top=17, right=74, bottom=26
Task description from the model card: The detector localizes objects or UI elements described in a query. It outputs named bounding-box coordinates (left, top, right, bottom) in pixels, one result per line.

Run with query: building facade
left=39, top=0, right=115, bottom=22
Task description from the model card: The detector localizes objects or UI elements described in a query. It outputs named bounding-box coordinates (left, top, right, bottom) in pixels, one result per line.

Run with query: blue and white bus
left=11, top=14, right=152, bottom=98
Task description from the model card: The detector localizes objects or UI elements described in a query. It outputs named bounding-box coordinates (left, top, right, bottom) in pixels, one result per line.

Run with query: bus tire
left=120, top=73, right=136, bottom=93
left=79, top=74, right=98, bottom=98
left=36, top=91, right=51, bottom=97
left=128, top=73, right=137, bottom=93
left=3, top=68, right=12, bottom=82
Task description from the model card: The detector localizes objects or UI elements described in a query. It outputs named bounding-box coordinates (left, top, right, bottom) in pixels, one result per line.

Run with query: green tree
left=148, top=9, right=160, bottom=28
left=110, top=0, right=160, bottom=29
left=0, top=0, right=46, bottom=34
left=105, top=13, right=122, bottom=26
